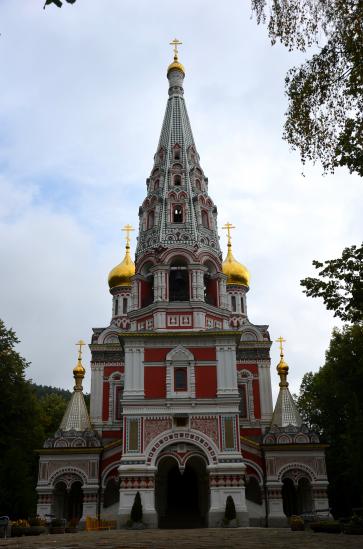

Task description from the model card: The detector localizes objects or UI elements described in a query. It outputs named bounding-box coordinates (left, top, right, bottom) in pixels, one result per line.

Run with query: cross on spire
left=122, top=224, right=134, bottom=246
left=170, top=38, right=182, bottom=60
left=76, top=339, right=86, bottom=359
left=276, top=336, right=286, bottom=357
left=222, top=222, right=236, bottom=245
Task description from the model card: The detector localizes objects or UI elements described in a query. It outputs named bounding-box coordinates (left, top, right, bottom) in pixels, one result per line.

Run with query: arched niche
left=169, top=257, right=189, bottom=301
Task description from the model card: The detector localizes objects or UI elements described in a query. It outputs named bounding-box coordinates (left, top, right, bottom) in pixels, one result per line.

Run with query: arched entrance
left=156, top=455, right=209, bottom=528
left=53, top=479, right=84, bottom=521
left=281, top=475, right=314, bottom=516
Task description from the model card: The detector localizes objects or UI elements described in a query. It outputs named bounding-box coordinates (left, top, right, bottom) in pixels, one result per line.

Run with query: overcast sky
left=0, top=1, right=361, bottom=401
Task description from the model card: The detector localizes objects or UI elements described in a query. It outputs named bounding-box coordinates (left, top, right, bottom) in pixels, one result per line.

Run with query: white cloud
left=0, top=0, right=361, bottom=404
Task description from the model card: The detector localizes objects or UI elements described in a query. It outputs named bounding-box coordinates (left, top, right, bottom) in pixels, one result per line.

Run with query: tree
left=43, top=0, right=76, bottom=8
left=251, top=1, right=363, bottom=176
left=224, top=495, right=237, bottom=522
left=300, top=243, right=363, bottom=323
left=0, top=319, right=43, bottom=518
left=296, top=324, right=363, bottom=517
left=130, top=491, right=143, bottom=523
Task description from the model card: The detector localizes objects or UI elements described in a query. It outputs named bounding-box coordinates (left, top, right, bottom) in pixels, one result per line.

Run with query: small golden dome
left=167, top=58, right=185, bottom=76
left=108, top=240, right=135, bottom=289
left=73, top=340, right=86, bottom=391
left=222, top=246, right=250, bottom=287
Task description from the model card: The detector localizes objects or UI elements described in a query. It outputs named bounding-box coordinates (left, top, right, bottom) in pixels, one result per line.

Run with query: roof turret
left=59, top=340, right=92, bottom=432
left=270, top=337, right=303, bottom=428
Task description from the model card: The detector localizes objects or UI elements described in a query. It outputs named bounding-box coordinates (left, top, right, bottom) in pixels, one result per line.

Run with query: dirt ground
left=1, top=528, right=363, bottom=549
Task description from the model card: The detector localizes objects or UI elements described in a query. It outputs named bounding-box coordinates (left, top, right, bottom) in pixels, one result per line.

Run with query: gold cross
left=76, top=339, right=86, bottom=358
left=222, top=222, right=236, bottom=245
left=170, top=38, right=182, bottom=59
left=276, top=336, right=286, bottom=356
left=122, top=224, right=134, bottom=245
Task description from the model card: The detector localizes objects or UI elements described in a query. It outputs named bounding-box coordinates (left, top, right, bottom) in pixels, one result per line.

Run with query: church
left=36, top=43, right=329, bottom=528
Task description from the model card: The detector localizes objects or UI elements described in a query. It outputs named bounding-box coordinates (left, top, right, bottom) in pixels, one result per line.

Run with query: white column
left=216, top=340, right=238, bottom=396
left=90, top=364, right=103, bottom=425
left=123, top=342, right=144, bottom=399
left=258, top=360, right=273, bottom=424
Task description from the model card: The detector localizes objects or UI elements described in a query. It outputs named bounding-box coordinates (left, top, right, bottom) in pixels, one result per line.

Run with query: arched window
left=140, top=262, right=154, bottom=308
left=246, top=477, right=262, bottom=505
left=201, top=210, right=209, bottom=228
left=174, top=368, right=187, bottom=391
left=147, top=210, right=154, bottom=229
left=238, top=384, right=248, bottom=418
left=173, top=205, right=183, bottom=223
left=195, top=179, right=201, bottom=191
left=231, top=295, right=236, bottom=312
left=169, top=259, right=189, bottom=301
left=240, top=297, right=244, bottom=313
left=122, top=297, right=128, bottom=314
left=114, top=298, right=118, bottom=316
left=103, top=477, right=120, bottom=508
left=173, top=144, right=181, bottom=160
left=174, top=174, right=182, bottom=186
left=154, top=179, right=159, bottom=190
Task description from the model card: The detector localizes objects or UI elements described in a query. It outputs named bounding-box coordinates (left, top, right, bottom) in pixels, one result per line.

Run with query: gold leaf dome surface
left=108, top=243, right=135, bottom=289
left=222, top=247, right=250, bottom=287
left=167, top=59, right=185, bottom=76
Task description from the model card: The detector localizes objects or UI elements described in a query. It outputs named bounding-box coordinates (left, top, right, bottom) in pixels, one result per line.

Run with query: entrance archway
left=156, top=455, right=209, bottom=528
left=53, top=480, right=83, bottom=521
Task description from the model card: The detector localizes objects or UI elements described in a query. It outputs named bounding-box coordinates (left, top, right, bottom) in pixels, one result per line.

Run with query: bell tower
left=117, top=43, right=249, bottom=527
left=130, top=41, right=229, bottom=332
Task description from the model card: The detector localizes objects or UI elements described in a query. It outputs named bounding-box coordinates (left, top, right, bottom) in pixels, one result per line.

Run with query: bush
left=29, top=516, right=46, bottom=527
left=224, top=496, right=236, bottom=522
left=290, top=515, right=305, bottom=531
left=343, top=515, right=363, bottom=535
left=130, top=492, right=143, bottom=523
left=310, top=520, right=342, bottom=533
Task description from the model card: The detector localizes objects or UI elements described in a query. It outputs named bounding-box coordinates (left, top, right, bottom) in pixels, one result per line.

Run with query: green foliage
left=0, top=320, right=43, bottom=518
left=224, top=495, right=237, bottom=522
left=32, top=384, right=72, bottom=400
left=130, top=491, right=143, bottom=523
left=296, top=324, right=363, bottom=517
left=300, top=244, right=363, bottom=323
left=0, top=319, right=82, bottom=518
left=251, top=1, right=363, bottom=176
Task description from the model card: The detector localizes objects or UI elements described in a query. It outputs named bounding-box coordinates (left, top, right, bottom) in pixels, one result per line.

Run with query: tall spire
left=270, top=337, right=302, bottom=428
left=136, top=42, right=221, bottom=261
left=59, top=341, right=92, bottom=431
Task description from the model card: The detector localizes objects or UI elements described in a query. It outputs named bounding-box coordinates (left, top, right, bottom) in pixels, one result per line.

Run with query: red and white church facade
left=36, top=46, right=329, bottom=528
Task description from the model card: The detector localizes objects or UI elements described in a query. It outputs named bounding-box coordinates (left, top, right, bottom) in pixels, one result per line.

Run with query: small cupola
left=108, top=225, right=135, bottom=289
left=222, top=222, right=250, bottom=287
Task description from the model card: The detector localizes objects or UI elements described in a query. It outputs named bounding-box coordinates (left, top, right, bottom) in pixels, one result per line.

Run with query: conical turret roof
left=135, top=42, right=221, bottom=262
left=271, top=337, right=302, bottom=428
left=59, top=341, right=92, bottom=432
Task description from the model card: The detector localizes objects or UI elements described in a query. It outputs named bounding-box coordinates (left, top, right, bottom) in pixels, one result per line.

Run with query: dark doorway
left=68, top=481, right=83, bottom=521
left=156, top=456, right=209, bottom=528
left=53, top=481, right=83, bottom=521
left=282, top=478, right=297, bottom=517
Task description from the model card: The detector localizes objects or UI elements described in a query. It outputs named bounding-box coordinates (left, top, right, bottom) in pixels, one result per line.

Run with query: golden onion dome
left=73, top=340, right=86, bottom=391
left=167, top=57, right=185, bottom=76
left=167, top=39, right=185, bottom=76
left=108, top=239, right=135, bottom=289
left=222, top=245, right=250, bottom=287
